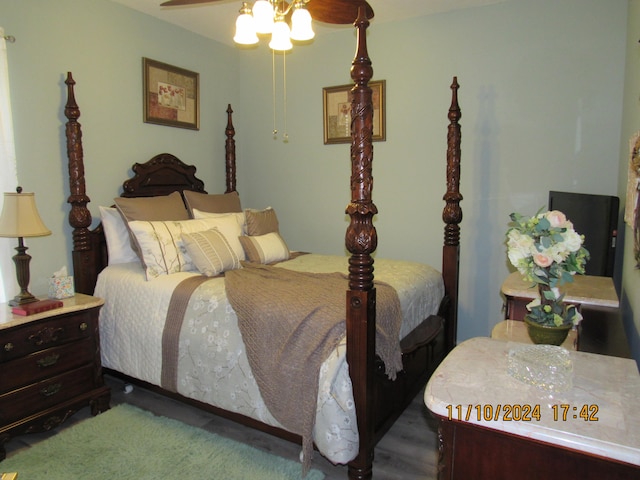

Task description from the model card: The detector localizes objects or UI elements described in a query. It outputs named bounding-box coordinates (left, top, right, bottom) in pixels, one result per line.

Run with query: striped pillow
left=239, top=232, right=290, bottom=264
left=182, top=228, right=241, bottom=276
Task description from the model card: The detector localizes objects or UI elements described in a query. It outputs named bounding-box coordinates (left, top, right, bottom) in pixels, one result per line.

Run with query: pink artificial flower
left=533, top=253, right=553, bottom=268
left=546, top=210, right=567, bottom=228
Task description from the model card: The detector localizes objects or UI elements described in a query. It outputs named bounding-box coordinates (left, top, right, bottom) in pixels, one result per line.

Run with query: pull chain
left=282, top=51, right=288, bottom=142
left=272, top=49, right=278, bottom=138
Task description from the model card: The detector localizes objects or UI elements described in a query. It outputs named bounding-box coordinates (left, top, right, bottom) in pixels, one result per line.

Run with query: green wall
left=618, top=0, right=640, bottom=364
left=1, top=0, right=635, bottom=362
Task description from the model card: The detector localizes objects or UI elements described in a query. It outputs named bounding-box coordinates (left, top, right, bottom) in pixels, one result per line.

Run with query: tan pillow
left=114, top=191, right=189, bottom=222
left=127, top=218, right=239, bottom=280
left=183, top=190, right=242, bottom=216
left=239, top=232, right=290, bottom=264
left=244, top=207, right=279, bottom=236
left=182, top=228, right=241, bottom=276
left=191, top=210, right=246, bottom=260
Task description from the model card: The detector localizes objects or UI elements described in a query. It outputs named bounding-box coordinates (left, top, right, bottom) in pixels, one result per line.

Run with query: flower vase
left=524, top=316, right=572, bottom=345
left=524, top=284, right=572, bottom=345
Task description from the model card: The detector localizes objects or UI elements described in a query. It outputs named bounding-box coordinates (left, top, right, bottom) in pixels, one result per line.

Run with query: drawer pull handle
left=37, top=353, right=60, bottom=368
left=79, top=322, right=88, bottom=332
left=40, top=383, right=62, bottom=397
left=4, top=342, right=13, bottom=352
left=28, top=327, right=64, bottom=346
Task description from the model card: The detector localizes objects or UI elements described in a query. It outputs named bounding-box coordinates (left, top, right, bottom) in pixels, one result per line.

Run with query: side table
left=0, top=294, right=111, bottom=460
left=501, top=272, right=619, bottom=320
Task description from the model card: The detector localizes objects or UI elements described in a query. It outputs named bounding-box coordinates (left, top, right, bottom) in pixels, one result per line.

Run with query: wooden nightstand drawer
left=0, top=339, right=94, bottom=392
left=0, top=365, right=95, bottom=425
left=0, top=311, right=95, bottom=362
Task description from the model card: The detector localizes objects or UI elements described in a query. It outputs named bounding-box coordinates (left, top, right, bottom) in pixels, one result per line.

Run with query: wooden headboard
left=64, top=72, right=238, bottom=294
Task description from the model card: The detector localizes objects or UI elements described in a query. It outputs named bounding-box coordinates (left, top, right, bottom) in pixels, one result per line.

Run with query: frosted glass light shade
left=0, top=191, right=51, bottom=238
left=253, top=0, right=274, bottom=34
left=234, top=12, right=259, bottom=45
left=269, top=19, right=292, bottom=51
left=290, top=5, right=314, bottom=41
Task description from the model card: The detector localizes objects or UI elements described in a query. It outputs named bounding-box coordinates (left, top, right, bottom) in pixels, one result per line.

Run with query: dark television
left=548, top=191, right=619, bottom=277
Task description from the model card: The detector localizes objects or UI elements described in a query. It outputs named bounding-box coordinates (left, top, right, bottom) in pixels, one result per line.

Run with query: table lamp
left=0, top=187, right=51, bottom=306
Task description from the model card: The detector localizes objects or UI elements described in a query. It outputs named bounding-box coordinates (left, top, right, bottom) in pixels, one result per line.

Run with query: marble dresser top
left=501, top=272, right=619, bottom=308
left=0, top=293, right=104, bottom=330
left=425, top=337, right=640, bottom=467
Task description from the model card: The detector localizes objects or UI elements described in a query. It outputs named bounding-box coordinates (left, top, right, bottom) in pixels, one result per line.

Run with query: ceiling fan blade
left=160, top=0, right=221, bottom=6
left=307, top=0, right=374, bottom=25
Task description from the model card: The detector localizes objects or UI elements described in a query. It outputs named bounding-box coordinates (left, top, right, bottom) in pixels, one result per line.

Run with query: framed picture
left=322, top=80, right=385, bottom=144
left=143, top=58, right=199, bottom=130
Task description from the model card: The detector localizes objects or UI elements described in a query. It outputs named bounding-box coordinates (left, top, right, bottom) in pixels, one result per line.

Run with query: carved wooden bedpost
left=442, top=77, right=462, bottom=353
left=345, top=7, right=376, bottom=480
left=65, top=72, right=95, bottom=295
left=225, top=104, right=237, bottom=194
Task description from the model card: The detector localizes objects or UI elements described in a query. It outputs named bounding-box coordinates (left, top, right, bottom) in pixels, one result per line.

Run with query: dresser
left=0, top=294, right=110, bottom=460
left=425, top=337, right=640, bottom=479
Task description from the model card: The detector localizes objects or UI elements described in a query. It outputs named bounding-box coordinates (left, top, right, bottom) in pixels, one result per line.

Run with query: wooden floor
left=4, top=374, right=440, bottom=479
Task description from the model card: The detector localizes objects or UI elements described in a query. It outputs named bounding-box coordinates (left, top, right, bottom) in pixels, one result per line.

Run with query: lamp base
left=8, top=237, right=39, bottom=306
left=8, top=292, right=39, bottom=307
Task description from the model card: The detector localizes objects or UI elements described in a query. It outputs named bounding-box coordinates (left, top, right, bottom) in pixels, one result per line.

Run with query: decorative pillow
left=182, top=228, right=241, bottom=276
left=127, top=218, right=243, bottom=280
left=244, top=207, right=279, bottom=236
left=191, top=209, right=246, bottom=258
left=183, top=190, right=242, bottom=216
left=239, top=232, right=290, bottom=264
left=99, top=206, right=139, bottom=265
left=114, top=191, right=189, bottom=222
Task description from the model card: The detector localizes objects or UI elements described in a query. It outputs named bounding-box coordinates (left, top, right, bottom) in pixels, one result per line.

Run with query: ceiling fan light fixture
left=252, top=0, right=275, bottom=34
left=290, top=3, right=314, bottom=42
left=269, top=16, right=292, bottom=51
left=233, top=2, right=259, bottom=45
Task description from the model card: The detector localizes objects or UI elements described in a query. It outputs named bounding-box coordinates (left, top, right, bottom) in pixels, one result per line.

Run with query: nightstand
left=500, top=272, right=631, bottom=358
left=0, top=294, right=110, bottom=460
left=501, top=272, right=619, bottom=320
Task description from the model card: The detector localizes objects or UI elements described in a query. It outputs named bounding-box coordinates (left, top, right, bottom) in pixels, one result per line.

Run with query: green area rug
left=2, top=404, right=324, bottom=479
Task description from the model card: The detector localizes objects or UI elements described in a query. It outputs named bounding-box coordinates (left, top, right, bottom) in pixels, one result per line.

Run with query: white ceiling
left=110, top=0, right=506, bottom=47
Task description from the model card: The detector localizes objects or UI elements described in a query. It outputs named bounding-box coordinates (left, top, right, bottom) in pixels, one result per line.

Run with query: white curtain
left=0, top=27, right=19, bottom=302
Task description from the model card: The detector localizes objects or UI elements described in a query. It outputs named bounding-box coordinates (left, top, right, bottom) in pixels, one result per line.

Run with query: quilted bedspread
left=95, top=254, right=443, bottom=465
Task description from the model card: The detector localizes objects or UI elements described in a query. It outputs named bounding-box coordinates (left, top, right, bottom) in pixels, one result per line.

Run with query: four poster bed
left=64, top=10, right=462, bottom=480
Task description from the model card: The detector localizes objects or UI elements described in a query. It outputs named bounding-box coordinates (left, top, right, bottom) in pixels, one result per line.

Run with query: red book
left=11, top=299, right=63, bottom=316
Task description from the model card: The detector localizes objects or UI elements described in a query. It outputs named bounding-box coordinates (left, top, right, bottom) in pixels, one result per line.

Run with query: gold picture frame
left=322, top=80, right=386, bottom=144
left=143, top=58, right=199, bottom=130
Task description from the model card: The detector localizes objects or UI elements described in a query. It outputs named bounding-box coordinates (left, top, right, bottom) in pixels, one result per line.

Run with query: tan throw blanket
left=225, top=262, right=403, bottom=473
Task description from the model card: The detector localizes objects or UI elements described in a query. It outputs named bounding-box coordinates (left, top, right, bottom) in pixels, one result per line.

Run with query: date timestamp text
left=446, top=404, right=599, bottom=422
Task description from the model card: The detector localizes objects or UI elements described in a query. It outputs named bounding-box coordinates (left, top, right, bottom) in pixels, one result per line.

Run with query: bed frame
left=64, top=9, right=461, bottom=480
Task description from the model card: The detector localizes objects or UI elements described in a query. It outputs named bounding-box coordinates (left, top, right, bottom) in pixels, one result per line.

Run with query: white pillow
left=239, top=232, right=290, bottom=264
left=192, top=209, right=246, bottom=254
left=99, top=206, right=139, bottom=265
left=127, top=218, right=243, bottom=280
left=182, top=228, right=241, bottom=276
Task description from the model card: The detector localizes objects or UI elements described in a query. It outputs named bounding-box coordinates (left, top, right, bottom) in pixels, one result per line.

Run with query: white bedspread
left=95, top=254, right=443, bottom=464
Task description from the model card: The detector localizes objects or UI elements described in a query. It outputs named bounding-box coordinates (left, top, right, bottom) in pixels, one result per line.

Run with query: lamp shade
left=290, top=5, right=314, bottom=41
left=0, top=190, right=51, bottom=238
left=253, top=0, right=275, bottom=34
left=269, top=18, right=292, bottom=51
left=234, top=11, right=259, bottom=45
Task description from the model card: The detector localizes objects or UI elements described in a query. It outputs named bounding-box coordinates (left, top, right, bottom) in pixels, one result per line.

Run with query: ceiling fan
left=159, top=0, right=374, bottom=25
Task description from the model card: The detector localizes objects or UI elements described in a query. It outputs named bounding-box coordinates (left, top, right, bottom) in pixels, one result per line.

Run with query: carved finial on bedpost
left=65, top=72, right=92, bottom=249
left=65, top=72, right=94, bottom=294
left=346, top=5, right=376, bottom=291
left=442, top=76, right=462, bottom=353
left=345, top=6, right=376, bottom=480
left=225, top=104, right=237, bottom=194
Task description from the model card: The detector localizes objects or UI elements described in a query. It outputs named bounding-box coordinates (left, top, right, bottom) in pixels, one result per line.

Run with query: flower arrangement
left=506, top=209, right=590, bottom=328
